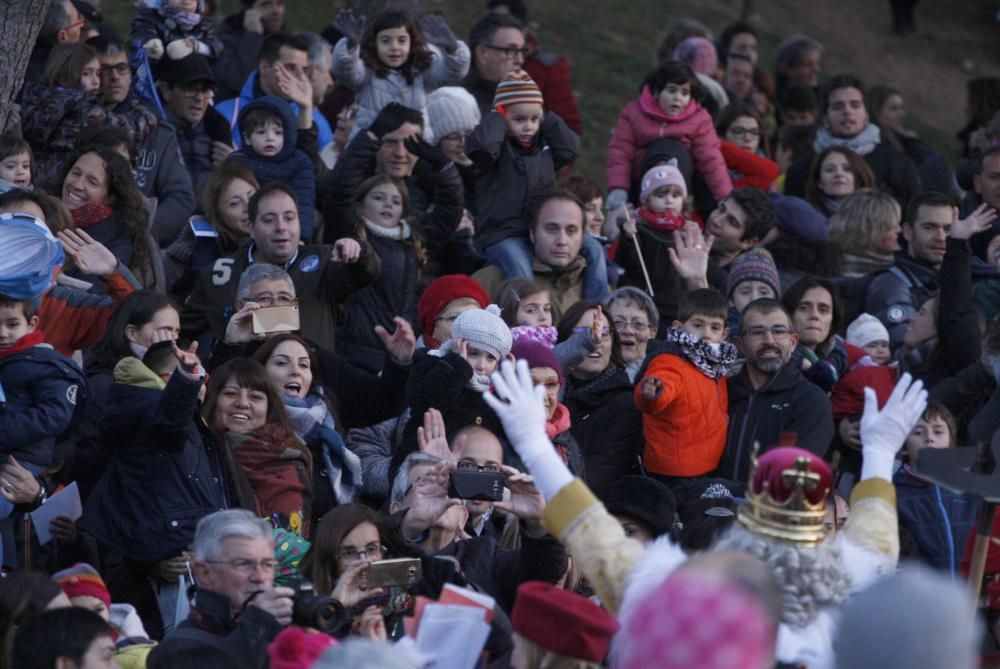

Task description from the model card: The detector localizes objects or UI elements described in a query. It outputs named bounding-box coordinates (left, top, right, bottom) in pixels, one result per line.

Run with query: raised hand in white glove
left=860, top=372, right=928, bottom=481
left=166, top=38, right=195, bottom=60
left=483, top=360, right=573, bottom=500
left=143, top=39, right=165, bottom=60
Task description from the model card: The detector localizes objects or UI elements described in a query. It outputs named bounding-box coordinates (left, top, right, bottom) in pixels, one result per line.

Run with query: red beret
left=511, top=581, right=618, bottom=662
left=417, top=275, right=489, bottom=347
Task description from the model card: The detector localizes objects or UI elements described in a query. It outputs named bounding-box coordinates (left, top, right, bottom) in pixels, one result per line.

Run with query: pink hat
left=619, top=571, right=774, bottom=669
left=640, top=161, right=687, bottom=204
left=673, top=37, right=719, bottom=76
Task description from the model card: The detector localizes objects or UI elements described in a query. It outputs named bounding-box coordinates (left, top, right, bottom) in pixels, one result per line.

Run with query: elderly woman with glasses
left=605, top=286, right=662, bottom=383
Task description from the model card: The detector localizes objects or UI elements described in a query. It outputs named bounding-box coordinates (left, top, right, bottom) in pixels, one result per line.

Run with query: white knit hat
left=846, top=313, right=890, bottom=348
left=426, top=87, right=481, bottom=146
left=451, top=304, right=512, bottom=360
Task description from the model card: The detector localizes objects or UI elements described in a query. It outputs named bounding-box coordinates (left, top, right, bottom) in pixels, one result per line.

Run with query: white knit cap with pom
left=451, top=304, right=513, bottom=360
left=426, top=86, right=482, bottom=146
left=846, top=313, right=891, bottom=348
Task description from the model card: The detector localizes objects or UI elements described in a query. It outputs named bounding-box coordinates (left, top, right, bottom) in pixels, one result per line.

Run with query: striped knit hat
left=53, top=563, right=111, bottom=609
left=725, top=248, right=780, bottom=298
left=493, top=69, right=544, bottom=109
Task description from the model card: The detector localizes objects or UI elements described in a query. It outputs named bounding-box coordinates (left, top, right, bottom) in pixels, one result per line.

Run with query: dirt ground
left=725, top=0, right=1000, bottom=156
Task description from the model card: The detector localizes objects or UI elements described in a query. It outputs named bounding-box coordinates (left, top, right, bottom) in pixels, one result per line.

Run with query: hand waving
left=420, top=13, right=459, bottom=53
left=667, top=220, right=712, bottom=289
left=58, top=229, right=118, bottom=277
left=950, top=203, right=997, bottom=240
left=375, top=316, right=417, bottom=364
left=172, top=340, right=203, bottom=375
left=417, top=408, right=455, bottom=461
left=860, top=372, right=928, bottom=481
left=334, top=9, right=365, bottom=46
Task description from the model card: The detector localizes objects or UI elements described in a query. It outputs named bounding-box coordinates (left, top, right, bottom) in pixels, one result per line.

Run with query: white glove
left=166, top=38, right=195, bottom=60
left=860, top=372, right=927, bottom=481
left=143, top=39, right=165, bottom=61
left=483, top=360, right=573, bottom=501
left=605, top=188, right=629, bottom=213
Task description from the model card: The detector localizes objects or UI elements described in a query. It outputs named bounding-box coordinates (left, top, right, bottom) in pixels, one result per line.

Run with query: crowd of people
left=2, top=0, right=1000, bottom=667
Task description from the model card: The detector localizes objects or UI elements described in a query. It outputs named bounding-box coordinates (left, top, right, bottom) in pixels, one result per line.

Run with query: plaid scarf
left=284, top=391, right=362, bottom=506
left=665, top=327, right=738, bottom=379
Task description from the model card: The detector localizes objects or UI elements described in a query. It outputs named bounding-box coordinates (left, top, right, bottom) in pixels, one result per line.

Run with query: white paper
left=415, top=604, right=491, bottom=669
left=30, top=482, right=82, bottom=544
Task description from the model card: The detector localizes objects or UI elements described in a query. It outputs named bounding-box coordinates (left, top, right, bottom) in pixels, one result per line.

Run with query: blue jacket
left=895, top=467, right=979, bottom=574
left=0, top=345, right=87, bottom=468
left=228, top=96, right=317, bottom=242
left=215, top=71, right=333, bottom=151
left=79, top=360, right=227, bottom=562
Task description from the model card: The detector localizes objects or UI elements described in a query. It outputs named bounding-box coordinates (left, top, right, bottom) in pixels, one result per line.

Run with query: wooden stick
left=626, top=207, right=655, bottom=297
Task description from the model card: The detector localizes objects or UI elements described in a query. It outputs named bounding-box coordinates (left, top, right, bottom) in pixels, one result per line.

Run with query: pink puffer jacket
left=606, top=86, right=732, bottom=201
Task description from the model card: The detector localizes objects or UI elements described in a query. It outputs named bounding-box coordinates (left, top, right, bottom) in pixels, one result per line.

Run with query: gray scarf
left=813, top=123, right=881, bottom=157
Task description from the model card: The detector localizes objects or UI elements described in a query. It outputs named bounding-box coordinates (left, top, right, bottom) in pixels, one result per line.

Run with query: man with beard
left=715, top=298, right=833, bottom=483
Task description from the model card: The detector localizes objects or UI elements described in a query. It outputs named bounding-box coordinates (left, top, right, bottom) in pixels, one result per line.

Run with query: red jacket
left=720, top=140, right=780, bottom=191
left=635, top=351, right=729, bottom=477
left=38, top=269, right=138, bottom=356
left=606, top=87, right=732, bottom=201
left=524, top=52, right=582, bottom=136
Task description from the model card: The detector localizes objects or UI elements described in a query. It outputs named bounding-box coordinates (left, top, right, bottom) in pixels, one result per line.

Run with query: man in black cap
left=158, top=54, right=235, bottom=189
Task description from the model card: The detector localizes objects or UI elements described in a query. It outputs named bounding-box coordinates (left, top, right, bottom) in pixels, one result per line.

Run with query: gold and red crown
left=737, top=440, right=833, bottom=546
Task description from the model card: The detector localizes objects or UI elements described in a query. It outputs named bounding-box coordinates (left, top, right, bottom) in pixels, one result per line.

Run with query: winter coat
left=717, top=365, right=834, bottom=483
left=563, top=366, right=642, bottom=499
left=162, top=227, right=243, bottom=300
left=346, top=410, right=410, bottom=503
left=79, top=360, right=226, bottom=562
left=212, top=11, right=265, bottom=100
left=720, top=140, right=780, bottom=190
left=524, top=50, right=583, bottom=136
left=332, top=37, right=470, bottom=140
left=38, top=262, right=139, bottom=356
left=606, top=87, right=733, bottom=201
left=473, top=255, right=588, bottom=318
left=635, top=349, right=729, bottom=477
left=215, top=71, right=334, bottom=152
left=228, top=96, right=317, bottom=241
left=170, top=104, right=233, bottom=189
left=831, top=364, right=898, bottom=423
left=180, top=239, right=380, bottom=353
left=466, top=110, right=580, bottom=251
left=463, top=69, right=498, bottom=117
left=895, top=467, right=978, bottom=573
left=0, top=345, right=87, bottom=468
left=130, top=6, right=222, bottom=60
left=865, top=251, right=939, bottom=349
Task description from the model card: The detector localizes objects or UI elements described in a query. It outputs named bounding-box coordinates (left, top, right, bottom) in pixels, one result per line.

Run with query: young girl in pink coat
left=606, top=62, right=732, bottom=212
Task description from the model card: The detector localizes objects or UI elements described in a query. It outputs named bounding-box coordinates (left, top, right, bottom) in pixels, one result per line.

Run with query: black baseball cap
left=159, top=54, right=217, bottom=88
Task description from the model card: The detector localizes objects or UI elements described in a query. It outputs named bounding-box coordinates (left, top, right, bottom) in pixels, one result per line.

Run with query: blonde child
left=0, top=136, right=34, bottom=191
left=607, top=61, right=732, bottom=213
left=332, top=8, right=470, bottom=139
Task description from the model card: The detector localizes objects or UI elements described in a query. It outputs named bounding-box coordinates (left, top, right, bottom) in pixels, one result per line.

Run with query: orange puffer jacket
left=634, top=351, right=729, bottom=477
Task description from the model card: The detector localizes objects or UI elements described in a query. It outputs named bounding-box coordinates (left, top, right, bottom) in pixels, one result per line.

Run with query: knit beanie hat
left=426, top=86, right=481, bottom=145
left=268, top=626, right=338, bottom=669
left=451, top=304, right=513, bottom=360
left=273, top=527, right=310, bottom=586
left=52, top=563, right=111, bottom=609
left=673, top=37, right=719, bottom=76
left=846, top=313, right=891, bottom=348
left=511, top=339, right=563, bottom=384
left=725, top=248, right=780, bottom=298
left=772, top=194, right=828, bottom=243
left=417, top=275, right=490, bottom=346
left=619, top=571, right=774, bottom=669
left=604, top=475, right=677, bottom=537
left=640, top=160, right=687, bottom=204
left=512, top=581, right=619, bottom=662
left=833, top=566, right=978, bottom=669
left=493, top=69, right=544, bottom=109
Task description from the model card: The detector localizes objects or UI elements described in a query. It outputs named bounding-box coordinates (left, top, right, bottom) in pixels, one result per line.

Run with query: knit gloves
left=860, top=372, right=927, bottom=481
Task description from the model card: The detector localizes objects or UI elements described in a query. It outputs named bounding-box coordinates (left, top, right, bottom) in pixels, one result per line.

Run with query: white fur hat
left=846, top=313, right=890, bottom=348
left=426, top=87, right=482, bottom=146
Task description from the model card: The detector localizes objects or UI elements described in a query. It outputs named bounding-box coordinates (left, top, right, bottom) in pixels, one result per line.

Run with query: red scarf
left=637, top=206, right=686, bottom=232
left=71, top=203, right=114, bottom=229
left=0, top=330, right=44, bottom=358
left=546, top=402, right=571, bottom=440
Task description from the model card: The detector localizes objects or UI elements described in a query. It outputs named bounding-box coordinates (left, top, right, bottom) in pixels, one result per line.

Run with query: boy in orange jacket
left=635, top=289, right=738, bottom=488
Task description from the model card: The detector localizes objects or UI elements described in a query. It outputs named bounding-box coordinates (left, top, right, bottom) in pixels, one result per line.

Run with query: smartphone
left=448, top=469, right=505, bottom=502
left=366, top=558, right=422, bottom=589
left=251, top=305, right=300, bottom=334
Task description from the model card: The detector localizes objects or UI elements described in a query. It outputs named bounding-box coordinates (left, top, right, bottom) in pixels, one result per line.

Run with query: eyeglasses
left=457, top=460, right=502, bottom=473
left=538, top=380, right=561, bottom=394
left=179, top=83, right=213, bottom=96
left=612, top=318, right=650, bottom=332
left=205, top=558, right=278, bottom=573
left=728, top=127, right=761, bottom=139
left=251, top=294, right=297, bottom=307
left=482, top=44, right=529, bottom=59
left=743, top=325, right=793, bottom=340
left=338, top=542, right=385, bottom=563
left=100, top=63, right=131, bottom=77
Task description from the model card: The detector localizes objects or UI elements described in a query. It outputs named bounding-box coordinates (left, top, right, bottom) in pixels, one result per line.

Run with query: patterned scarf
left=665, top=327, right=738, bottom=379
left=813, top=123, right=882, bottom=157
left=70, top=204, right=114, bottom=229
left=283, top=391, right=362, bottom=506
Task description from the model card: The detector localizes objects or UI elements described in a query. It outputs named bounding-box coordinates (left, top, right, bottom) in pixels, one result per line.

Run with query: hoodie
left=228, top=96, right=317, bottom=242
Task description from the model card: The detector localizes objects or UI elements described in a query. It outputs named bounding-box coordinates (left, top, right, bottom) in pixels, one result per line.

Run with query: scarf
left=665, top=327, right=738, bottom=379
left=545, top=402, right=571, bottom=440
left=429, top=340, right=491, bottom=392
left=637, top=206, right=686, bottom=232
left=363, top=217, right=411, bottom=241
left=812, top=124, right=881, bottom=157
left=70, top=204, right=114, bottom=229
left=283, top=391, right=362, bottom=506
left=510, top=325, right=558, bottom=347
left=563, top=363, right=622, bottom=403
left=0, top=329, right=44, bottom=357
left=162, top=5, right=203, bottom=27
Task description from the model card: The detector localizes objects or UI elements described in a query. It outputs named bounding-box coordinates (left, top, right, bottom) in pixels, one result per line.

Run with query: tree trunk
left=0, top=0, right=49, bottom=133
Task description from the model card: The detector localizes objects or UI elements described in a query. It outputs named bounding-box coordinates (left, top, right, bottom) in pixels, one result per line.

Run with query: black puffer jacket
left=562, top=365, right=642, bottom=500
